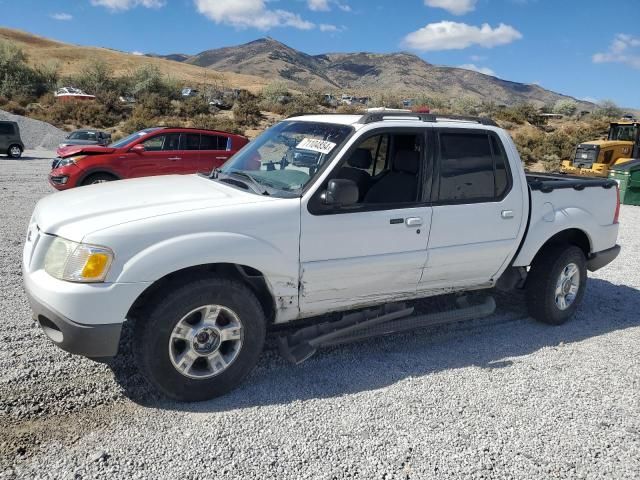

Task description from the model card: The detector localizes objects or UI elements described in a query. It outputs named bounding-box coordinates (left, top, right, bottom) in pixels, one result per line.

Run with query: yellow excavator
left=561, top=120, right=640, bottom=177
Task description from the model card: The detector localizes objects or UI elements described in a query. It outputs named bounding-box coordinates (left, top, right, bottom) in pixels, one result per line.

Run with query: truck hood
left=57, top=145, right=117, bottom=157
left=33, top=174, right=275, bottom=240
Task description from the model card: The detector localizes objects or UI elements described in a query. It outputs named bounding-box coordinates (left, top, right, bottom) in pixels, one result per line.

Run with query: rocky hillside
left=182, top=37, right=591, bottom=108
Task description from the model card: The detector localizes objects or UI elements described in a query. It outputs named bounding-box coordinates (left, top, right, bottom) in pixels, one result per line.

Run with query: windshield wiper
left=213, top=169, right=271, bottom=196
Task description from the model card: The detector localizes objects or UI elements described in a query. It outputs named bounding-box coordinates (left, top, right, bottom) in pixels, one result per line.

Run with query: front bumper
left=26, top=289, right=122, bottom=358
left=587, top=244, right=621, bottom=272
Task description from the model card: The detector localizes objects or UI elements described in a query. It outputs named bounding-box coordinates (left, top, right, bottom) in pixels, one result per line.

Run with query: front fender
left=111, top=232, right=300, bottom=314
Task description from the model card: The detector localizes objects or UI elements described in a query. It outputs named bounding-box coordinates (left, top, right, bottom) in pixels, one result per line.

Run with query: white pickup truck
left=23, top=112, right=620, bottom=401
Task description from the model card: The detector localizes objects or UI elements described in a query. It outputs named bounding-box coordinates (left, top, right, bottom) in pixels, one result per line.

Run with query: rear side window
left=0, top=123, right=14, bottom=135
left=184, top=133, right=200, bottom=150
left=437, top=132, right=510, bottom=202
left=200, top=135, right=229, bottom=150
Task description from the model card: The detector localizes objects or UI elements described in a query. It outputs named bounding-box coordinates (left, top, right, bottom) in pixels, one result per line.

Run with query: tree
left=594, top=100, right=623, bottom=119
left=553, top=99, right=577, bottom=116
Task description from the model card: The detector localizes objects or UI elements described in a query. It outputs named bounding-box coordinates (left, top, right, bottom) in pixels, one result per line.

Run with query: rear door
left=419, top=129, right=524, bottom=291
left=127, top=133, right=183, bottom=178
left=180, top=133, right=202, bottom=174
left=199, top=133, right=232, bottom=173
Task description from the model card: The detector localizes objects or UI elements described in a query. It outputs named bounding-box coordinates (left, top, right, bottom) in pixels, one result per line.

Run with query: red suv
left=49, top=127, right=249, bottom=190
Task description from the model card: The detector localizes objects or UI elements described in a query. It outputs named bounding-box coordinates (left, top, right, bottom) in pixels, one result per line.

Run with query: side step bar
left=278, top=296, right=496, bottom=364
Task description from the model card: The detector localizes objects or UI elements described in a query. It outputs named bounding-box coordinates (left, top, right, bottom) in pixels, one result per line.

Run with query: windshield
left=69, top=131, right=97, bottom=140
left=216, top=121, right=353, bottom=196
left=609, top=125, right=638, bottom=142
left=109, top=128, right=162, bottom=148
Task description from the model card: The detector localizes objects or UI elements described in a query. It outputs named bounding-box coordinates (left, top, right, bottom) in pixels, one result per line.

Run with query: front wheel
left=526, top=245, right=587, bottom=325
left=81, top=173, right=117, bottom=186
left=134, top=276, right=266, bottom=401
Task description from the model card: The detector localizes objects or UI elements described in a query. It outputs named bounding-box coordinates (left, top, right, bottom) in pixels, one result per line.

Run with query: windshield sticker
left=296, top=138, right=337, bottom=155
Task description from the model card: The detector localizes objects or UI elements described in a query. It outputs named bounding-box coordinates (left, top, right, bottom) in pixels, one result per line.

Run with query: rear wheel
left=134, top=276, right=266, bottom=401
left=526, top=245, right=587, bottom=325
left=7, top=144, right=22, bottom=158
left=81, top=173, right=117, bottom=186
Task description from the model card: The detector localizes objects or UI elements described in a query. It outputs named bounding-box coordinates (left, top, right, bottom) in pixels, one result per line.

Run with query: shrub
left=261, top=81, right=290, bottom=103
left=177, top=96, right=210, bottom=117
left=553, top=99, right=577, bottom=116
left=0, top=40, right=58, bottom=100
left=192, top=114, right=245, bottom=135
left=137, top=93, right=172, bottom=117
left=593, top=100, right=623, bottom=119
left=541, top=154, right=561, bottom=172
left=33, top=100, right=119, bottom=128
left=233, top=91, right=262, bottom=126
left=3, top=100, right=25, bottom=115
left=336, top=103, right=366, bottom=114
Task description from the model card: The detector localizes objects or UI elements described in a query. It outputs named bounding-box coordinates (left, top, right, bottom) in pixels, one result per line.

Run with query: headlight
left=44, top=237, right=114, bottom=283
left=56, top=155, right=87, bottom=168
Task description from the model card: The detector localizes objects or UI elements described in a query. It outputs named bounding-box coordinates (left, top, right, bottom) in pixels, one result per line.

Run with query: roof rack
left=358, top=112, right=498, bottom=127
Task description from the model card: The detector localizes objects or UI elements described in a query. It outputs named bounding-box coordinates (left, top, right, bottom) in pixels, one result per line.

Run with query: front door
left=419, top=129, right=525, bottom=291
left=127, top=133, right=184, bottom=178
left=299, top=128, right=433, bottom=316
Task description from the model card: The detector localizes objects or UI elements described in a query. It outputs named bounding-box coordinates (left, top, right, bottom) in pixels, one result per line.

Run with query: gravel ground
left=0, top=110, right=66, bottom=150
left=1, top=156, right=639, bottom=479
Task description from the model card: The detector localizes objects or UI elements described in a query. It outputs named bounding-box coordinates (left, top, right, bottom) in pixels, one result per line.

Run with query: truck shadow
left=109, top=278, right=640, bottom=411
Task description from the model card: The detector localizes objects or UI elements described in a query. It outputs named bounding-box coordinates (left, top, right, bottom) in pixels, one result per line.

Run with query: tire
left=81, top=173, right=117, bottom=186
left=134, top=276, right=266, bottom=402
left=7, top=144, right=22, bottom=158
left=526, top=244, right=587, bottom=325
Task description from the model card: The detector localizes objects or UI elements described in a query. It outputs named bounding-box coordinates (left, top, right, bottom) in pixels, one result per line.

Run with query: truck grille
left=572, top=144, right=600, bottom=168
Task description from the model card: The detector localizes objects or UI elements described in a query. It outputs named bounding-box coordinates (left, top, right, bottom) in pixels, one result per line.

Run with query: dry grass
left=0, top=27, right=268, bottom=93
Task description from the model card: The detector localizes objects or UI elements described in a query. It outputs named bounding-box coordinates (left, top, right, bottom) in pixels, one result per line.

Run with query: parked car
left=49, top=127, right=249, bottom=189
left=24, top=112, right=620, bottom=401
left=0, top=121, right=24, bottom=158
left=57, top=129, right=112, bottom=155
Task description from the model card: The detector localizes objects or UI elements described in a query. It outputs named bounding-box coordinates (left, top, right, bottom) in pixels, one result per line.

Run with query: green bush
left=177, top=96, right=210, bottom=117
left=33, top=100, right=119, bottom=128
left=192, top=114, right=245, bottom=135
left=553, top=99, right=577, bottom=116
left=233, top=91, right=262, bottom=127
left=0, top=40, right=58, bottom=100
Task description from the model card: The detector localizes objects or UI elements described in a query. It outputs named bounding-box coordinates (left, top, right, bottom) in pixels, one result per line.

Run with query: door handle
left=168, top=157, right=181, bottom=161
left=215, top=156, right=228, bottom=160
left=405, top=217, right=423, bottom=227
left=501, top=210, right=514, bottom=219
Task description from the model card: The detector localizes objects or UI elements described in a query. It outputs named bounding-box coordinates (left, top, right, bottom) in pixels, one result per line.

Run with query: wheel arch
left=529, top=228, right=591, bottom=266
left=127, top=263, right=278, bottom=326
left=77, top=168, right=121, bottom=184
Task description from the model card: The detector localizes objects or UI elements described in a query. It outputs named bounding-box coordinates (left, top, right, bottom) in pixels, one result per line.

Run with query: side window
left=200, top=135, right=228, bottom=150
left=0, top=123, right=13, bottom=135
left=333, top=131, right=423, bottom=206
left=143, top=134, right=181, bottom=152
left=184, top=133, right=200, bottom=150
left=438, top=133, right=494, bottom=202
left=354, top=134, right=389, bottom=175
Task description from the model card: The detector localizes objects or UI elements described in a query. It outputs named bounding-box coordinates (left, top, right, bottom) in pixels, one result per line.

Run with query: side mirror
left=130, top=144, right=145, bottom=153
left=320, top=179, right=359, bottom=207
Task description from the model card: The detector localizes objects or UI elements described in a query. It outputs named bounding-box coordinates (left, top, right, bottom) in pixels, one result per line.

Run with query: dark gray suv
left=0, top=121, right=24, bottom=158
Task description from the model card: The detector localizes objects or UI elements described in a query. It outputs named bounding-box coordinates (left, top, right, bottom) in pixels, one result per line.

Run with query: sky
left=1, top=0, right=639, bottom=108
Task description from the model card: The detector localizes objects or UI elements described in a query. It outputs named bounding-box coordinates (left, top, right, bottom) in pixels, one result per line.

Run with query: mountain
left=185, top=37, right=591, bottom=108
left=0, top=28, right=267, bottom=92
